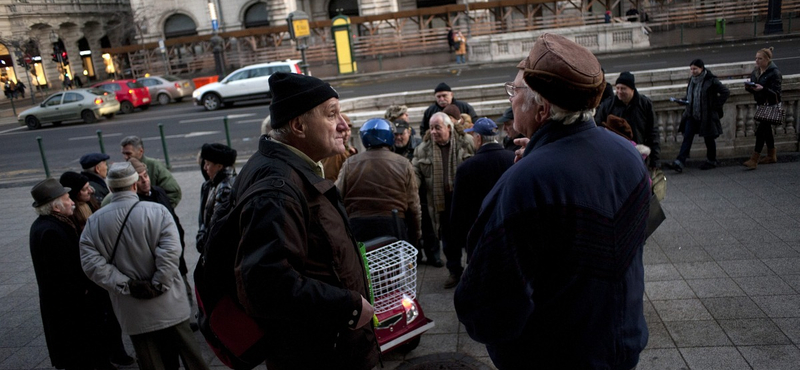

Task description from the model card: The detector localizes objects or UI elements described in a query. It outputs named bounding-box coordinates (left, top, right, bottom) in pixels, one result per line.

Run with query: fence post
left=754, top=15, right=758, bottom=37
left=36, top=136, right=50, bottom=178
left=96, top=130, right=105, bottom=154
left=680, top=24, right=684, bottom=45
left=158, top=123, right=171, bottom=169
left=224, top=116, right=231, bottom=147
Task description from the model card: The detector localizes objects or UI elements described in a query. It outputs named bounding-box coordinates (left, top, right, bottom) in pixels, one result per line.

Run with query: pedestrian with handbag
left=743, top=47, right=782, bottom=169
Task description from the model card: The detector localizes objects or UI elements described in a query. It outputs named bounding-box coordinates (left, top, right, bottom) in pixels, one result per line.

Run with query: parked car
left=139, top=75, right=195, bottom=105
left=92, top=79, right=150, bottom=114
left=19, top=88, right=120, bottom=130
left=192, top=60, right=302, bottom=111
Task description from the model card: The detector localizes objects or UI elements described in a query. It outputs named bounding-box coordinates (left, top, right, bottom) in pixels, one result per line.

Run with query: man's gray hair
left=34, top=197, right=65, bottom=216
left=269, top=104, right=322, bottom=143
left=120, top=135, right=143, bottom=149
left=480, top=134, right=500, bottom=144
left=430, top=112, right=454, bottom=132
left=524, top=88, right=594, bottom=126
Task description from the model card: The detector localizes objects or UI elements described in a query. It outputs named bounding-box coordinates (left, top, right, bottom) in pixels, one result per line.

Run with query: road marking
left=460, top=76, right=504, bottom=83
left=179, top=113, right=255, bottom=124
left=0, top=126, right=26, bottom=135
left=236, top=119, right=264, bottom=124
left=69, top=132, right=123, bottom=141
left=140, top=131, right=221, bottom=141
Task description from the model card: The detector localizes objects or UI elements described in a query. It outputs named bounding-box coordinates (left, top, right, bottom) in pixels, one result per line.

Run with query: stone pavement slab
left=1, top=160, right=799, bottom=369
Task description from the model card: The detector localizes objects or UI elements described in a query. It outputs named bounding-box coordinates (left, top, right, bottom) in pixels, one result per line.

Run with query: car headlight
left=401, top=295, right=419, bottom=324
left=192, top=90, right=200, bottom=98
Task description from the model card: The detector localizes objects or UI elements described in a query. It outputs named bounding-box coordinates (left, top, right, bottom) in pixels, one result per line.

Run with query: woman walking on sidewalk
left=743, top=47, right=782, bottom=169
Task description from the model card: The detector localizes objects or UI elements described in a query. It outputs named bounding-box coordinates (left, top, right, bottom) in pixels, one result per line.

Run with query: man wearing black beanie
left=218, top=72, right=379, bottom=369
left=595, top=71, right=660, bottom=169
left=420, top=81, right=477, bottom=135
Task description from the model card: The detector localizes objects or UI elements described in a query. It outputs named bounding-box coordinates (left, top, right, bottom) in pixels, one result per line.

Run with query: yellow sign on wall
left=292, top=19, right=310, bottom=38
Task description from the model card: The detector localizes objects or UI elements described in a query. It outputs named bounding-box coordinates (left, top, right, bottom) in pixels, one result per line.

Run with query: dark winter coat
left=420, top=98, right=477, bottom=135
left=82, top=170, right=109, bottom=205
left=196, top=167, right=235, bottom=250
left=678, top=69, right=730, bottom=138
left=140, top=185, right=188, bottom=275
left=231, top=137, right=378, bottom=370
left=455, top=118, right=650, bottom=370
left=595, top=90, right=660, bottom=166
left=450, top=142, right=514, bottom=261
left=30, top=214, right=106, bottom=369
left=746, top=62, right=782, bottom=105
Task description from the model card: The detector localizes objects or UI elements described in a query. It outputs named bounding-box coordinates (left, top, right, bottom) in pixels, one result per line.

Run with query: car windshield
left=127, top=81, right=145, bottom=89
left=161, top=75, right=180, bottom=82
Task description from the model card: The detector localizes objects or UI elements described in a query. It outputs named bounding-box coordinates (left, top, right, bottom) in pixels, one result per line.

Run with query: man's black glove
left=128, top=280, right=163, bottom=300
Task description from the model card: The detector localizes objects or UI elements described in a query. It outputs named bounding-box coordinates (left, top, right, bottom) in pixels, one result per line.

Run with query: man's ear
left=287, top=116, right=306, bottom=138
left=536, top=100, right=551, bottom=123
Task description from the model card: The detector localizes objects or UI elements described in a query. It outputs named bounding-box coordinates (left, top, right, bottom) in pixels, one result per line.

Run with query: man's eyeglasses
left=504, top=82, right=527, bottom=97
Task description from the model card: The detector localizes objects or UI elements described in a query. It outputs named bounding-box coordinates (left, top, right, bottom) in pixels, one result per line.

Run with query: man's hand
left=354, top=296, right=374, bottom=329
left=128, top=280, right=163, bottom=300
left=513, top=138, right=530, bottom=163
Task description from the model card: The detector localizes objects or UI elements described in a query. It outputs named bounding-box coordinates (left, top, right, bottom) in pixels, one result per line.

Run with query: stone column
left=83, top=23, right=106, bottom=82
left=59, top=25, right=83, bottom=84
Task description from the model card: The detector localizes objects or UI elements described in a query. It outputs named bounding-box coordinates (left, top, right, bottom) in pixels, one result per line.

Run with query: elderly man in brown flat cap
left=454, top=33, right=650, bottom=370
left=219, top=72, right=378, bottom=370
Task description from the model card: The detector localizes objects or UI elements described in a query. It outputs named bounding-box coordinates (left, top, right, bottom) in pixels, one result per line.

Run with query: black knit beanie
left=615, top=71, right=636, bottom=90
left=59, top=171, right=89, bottom=201
left=434, top=82, right=451, bottom=93
left=690, top=59, right=705, bottom=69
left=201, top=143, right=237, bottom=167
left=269, top=72, right=339, bottom=129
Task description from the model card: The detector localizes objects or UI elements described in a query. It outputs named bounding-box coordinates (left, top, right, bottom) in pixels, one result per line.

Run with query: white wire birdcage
left=365, top=240, right=418, bottom=315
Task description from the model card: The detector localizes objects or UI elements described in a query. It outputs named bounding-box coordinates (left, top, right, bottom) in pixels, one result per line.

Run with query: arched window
left=244, top=2, right=270, bottom=28
left=328, top=0, right=358, bottom=19
left=164, top=14, right=198, bottom=39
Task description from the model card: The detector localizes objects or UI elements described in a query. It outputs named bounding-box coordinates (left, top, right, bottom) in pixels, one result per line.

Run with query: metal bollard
left=9, top=96, right=16, bottom=117
left=96, top=130, right=105, bottom=154
left=36, top=136, right=50, bottom=178
left=224, top=116, right=231, bottom=147
left=158, top=123, right=171, bottom=169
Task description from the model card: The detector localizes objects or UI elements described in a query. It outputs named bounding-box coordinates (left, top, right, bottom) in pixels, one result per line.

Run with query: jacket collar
left=259, top=137, right=336, bottom=195
left=109, top=190, right=139, bottom=203
left=476, top=142, right=505, bottom=154
left=210, top=167, right=235, bottom=186
left=523, top=118, right=597, bottom=157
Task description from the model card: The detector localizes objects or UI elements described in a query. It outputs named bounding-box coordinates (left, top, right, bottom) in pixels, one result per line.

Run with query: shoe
left=110, top=354, right=135, bottom=367
left=758, top=148, right=777, bottom=164
left=443, top=273, right=461, bottom=289
left=671, top=160, right=684, bottom=173
left=699, top=160, right=717, bottom=170
left=426, top=258, right=444, bottom=268
left=743, top=151, right=760, bottom=169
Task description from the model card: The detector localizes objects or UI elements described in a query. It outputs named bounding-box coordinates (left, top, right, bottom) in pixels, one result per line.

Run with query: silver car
left=18, top=88, right=120, bottom=130
left=139, top=75, right=195, bottom=105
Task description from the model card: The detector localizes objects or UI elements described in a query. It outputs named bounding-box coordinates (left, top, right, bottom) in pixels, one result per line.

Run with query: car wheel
left=157, top=93, right=171, bottom=105
left=120, top=101, right=134, bottom=114
left=202, top=93, right=221, bottom=111
left=82, top=110, right=98, bottom=124
left=25, top=116, right=41, bottom=130
left=175, top=97, right=184, bottom=103
left=140, top=104, right=150, bottom=111
left=103, top=113, right=115, bottom=119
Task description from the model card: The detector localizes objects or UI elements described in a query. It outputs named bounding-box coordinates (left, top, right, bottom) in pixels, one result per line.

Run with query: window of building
left=164, top=14, right=198, bottom=39
left=329, top=0, right=359, bottom=19
left=244, top=2, right=270, bottom=28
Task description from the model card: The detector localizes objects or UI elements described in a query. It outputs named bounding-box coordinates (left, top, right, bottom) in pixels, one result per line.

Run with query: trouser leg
left=442, top=195, right=463, bottom=276
left=676, top=118, right=698, bottom=163
left=167, top=320, right=209, bottom=370
left=704, top=135, right=717, bottom=162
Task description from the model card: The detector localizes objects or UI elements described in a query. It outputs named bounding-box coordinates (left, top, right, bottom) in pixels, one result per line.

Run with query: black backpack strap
left=108, top=201, right=141, bottom=265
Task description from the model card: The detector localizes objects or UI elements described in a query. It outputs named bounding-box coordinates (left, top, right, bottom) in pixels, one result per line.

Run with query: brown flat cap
left=517, top=33, right=605, bottom=111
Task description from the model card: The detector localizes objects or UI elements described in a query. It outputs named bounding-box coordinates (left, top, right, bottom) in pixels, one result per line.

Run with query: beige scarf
left=431, top=138, right=459, bottom=213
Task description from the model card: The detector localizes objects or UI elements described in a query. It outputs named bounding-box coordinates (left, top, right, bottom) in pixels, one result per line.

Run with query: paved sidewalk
left=1, top=160, right=800, bottom=369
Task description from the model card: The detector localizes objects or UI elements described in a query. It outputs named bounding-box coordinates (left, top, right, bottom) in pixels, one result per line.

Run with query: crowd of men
left=28, top=31, right=750, bottom=370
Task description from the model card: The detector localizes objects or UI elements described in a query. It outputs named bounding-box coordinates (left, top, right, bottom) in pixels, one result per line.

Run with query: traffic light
left=16, top=56, right=25, bottom=67
left=52, top=45, right=60, bottom=63
left=61, top=51, right=69, bottom=65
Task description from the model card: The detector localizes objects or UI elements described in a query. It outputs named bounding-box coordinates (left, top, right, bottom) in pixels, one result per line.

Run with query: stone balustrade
left=5, top=0, right=129, bottom=14
left=340, top=67, right=799, bottom=158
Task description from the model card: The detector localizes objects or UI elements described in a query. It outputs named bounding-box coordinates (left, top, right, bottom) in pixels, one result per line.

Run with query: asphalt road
left=1, top=37, right=798, bottom=186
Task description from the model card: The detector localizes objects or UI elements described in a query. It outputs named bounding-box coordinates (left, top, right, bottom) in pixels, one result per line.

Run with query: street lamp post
left=765, top=0, right=784, bottom=34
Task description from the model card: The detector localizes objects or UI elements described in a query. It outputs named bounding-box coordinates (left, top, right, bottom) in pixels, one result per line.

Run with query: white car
left=192, top=60, right=302, bottom=111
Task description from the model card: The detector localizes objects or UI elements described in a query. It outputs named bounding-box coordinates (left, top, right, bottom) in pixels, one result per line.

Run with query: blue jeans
left=677, top=117, right=717, bottom=163
left=456, top=55, right=465, bottom=64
